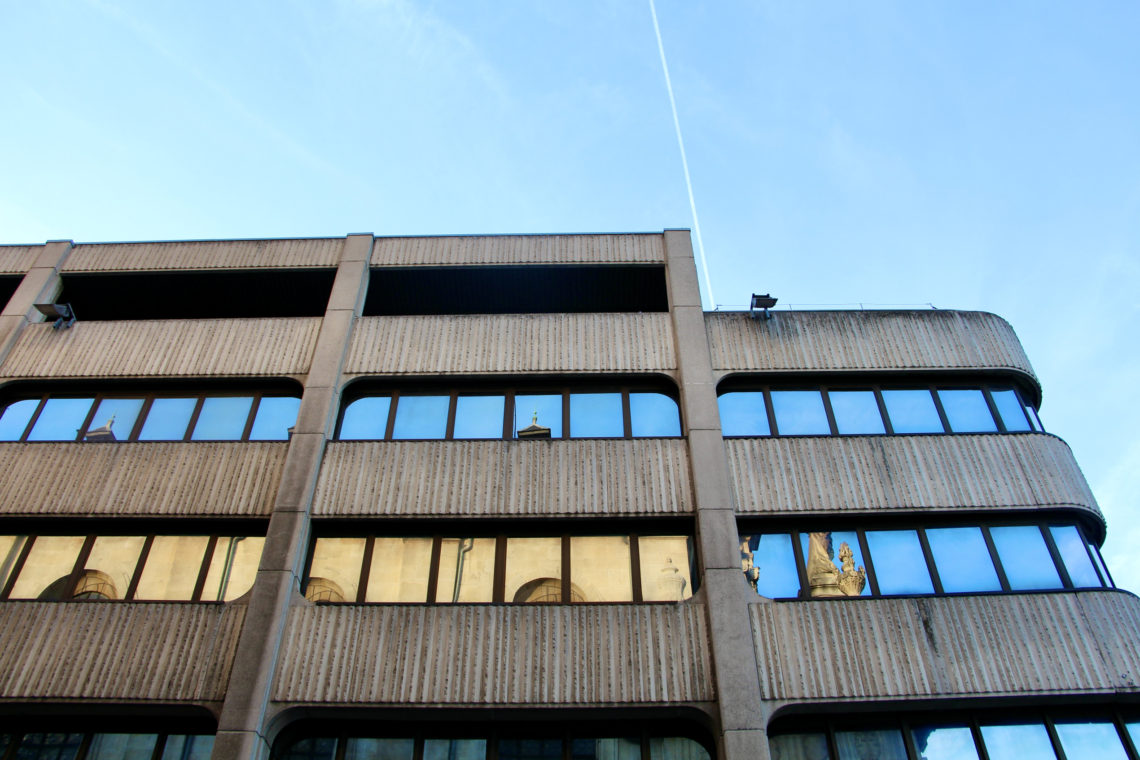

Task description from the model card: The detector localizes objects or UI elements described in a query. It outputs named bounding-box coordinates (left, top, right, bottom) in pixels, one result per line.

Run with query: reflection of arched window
left=38, top=569, right=118, bottom=601
left=305, top=576, right=346, bottom=603
left=511, top=578, right=586, bottom=604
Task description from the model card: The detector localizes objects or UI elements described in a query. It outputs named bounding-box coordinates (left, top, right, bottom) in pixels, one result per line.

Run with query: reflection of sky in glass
left=800, top=530, right=870, bottom=596
left=249, top=396, right=301, bottom=440
left=514, top=394, right=562, bottom=438
left=835, top=729, right=907, bottom=760
left=138, top=398, right=198, bottom=440
left=912, top=725, right=979, bottom=760
left=938, top=389, right=998, bottom=432
left=990, top=525, right=1061, bottom=590
left=424, top=740, right=488, bottom=760
left=1054, top=721, right=1129, bottom=760
left=771, top=391, right=830, bottom=435
left=453, top=395, right=505, bottom=439
left=191, top=396, right=254, bottom=440
left=629, top=393, right=681, bottom=437
left=1127, top=725, right=1140, bottom=757
left=866, top=530, right=934, bottom=594
left=87, top=734, right=158, bottom=760
left=749, top=534, right=799, bottom=598
left=159, top=736, right=214, bottom=760
left=1027, top=406, right=1044, bottom=431
left=882, top=390, right=943, bottom=433
left=26, top=397, right=94, bottom=441
left=829, top=390, right=885, bottom=435
left=718, top=392, right=769, bottom=436
left=990, top=389, right=1031, bottom=432
left=570, top=393, right=623, bottom=438
left=89, top=398, right=145, bottom=440
left=979, top=723, right=1057, bottom=760
left=0, top=399, right=39, bottom=440
left=339, top=397, right=391, bottom=439
left=926, top=527, right=1001, bottom=592
left=344, top=738, right=415, bottom=760
left=1050, top=526, right=1102, bottom=587
left=392, top=396, right=449, bottom=439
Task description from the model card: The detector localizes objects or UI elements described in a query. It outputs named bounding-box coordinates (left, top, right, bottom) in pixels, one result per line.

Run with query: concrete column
left=0, top=241, right=72, bottom=369
left=212, top=234, right=373, bottom=760
left=662, top=230, right=770, bottom=760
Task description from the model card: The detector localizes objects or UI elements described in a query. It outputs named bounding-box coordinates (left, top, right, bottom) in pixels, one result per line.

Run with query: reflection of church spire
left=84, top=414, right=117, bottom=443
left=516, top=409, right=551, bottom=439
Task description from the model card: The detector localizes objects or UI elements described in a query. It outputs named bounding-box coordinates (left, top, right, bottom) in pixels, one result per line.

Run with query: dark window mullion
left=561, top=390, right=571, bottom=440
left=333, top=732, right=348, bottom=760
left=980, top=526, right=1012, bottom=591
left=820, top=387, right=839, bottom=436
left=929, top=385, right=952, bottom=433
left=192, top=536, right=220, bottom=601
left=874, top=386, right=896, bottom=435
left=1114, top=712, right=1139, bottom=760
left=357, top=536, right=375, bottom=603
left=74, top=733, right=94, bottom=760
left=183, top=396, right=206, bottom=441
left=75, top=394, right=102, bottom=441
left=63, top=535, right=97, bottom=599
left=621, top=388, right=633, bottom=439
left=240, top=393, right=262, bottom=441
left=763, top=388, right=779, bottom=436
left=425, top=536, right=442, bottom=603
left=981, top=388, right=1008, bottom=433
left=130, top=396, right=156, bottom=441
left=899, top=720, right=920, bottom=760
left=17, top=395, right=49, bottom=442
left=384, top=393, right=400, bottom=440
left=0, top=535, right=35, bottom=599
left=493, top=536, right=507, bottom=603
left=630, top=535, right=644, bottom=603
left=1043, top=716, right=1070, bottom=760
left=503, top=391, right=515, bottom=440
left=1040, top=524, right=1074, bottom=589
left=444, top=391, right=458, bottom=440
left=916, top=528, right=945, bottom=595
left=823, top=722, right=839, bottom=760
left=856, top=531, right=879, bottom=596
left=149, top=734, right=168, bottom=760
left=789, top=531, right=809, bottom=599
left=970, top=718, right=992, bottom=760
left=561, top=536, right=572, bottom=603
left=125, top=535, right=155, bottom=600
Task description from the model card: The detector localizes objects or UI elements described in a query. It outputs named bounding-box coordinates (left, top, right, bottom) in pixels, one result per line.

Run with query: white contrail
left=649, top=0, right=716, bottom=307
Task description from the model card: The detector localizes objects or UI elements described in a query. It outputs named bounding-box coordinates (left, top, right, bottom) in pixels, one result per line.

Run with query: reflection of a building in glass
left=0, top=231, right=1131, bottom=760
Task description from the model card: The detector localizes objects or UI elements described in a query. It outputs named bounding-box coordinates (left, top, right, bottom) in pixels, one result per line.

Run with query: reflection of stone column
left=660, top=557, right=688, bottom=601
left=806, top=532, right=841, bottom=597
left=740, top=537, right=758, bottom=591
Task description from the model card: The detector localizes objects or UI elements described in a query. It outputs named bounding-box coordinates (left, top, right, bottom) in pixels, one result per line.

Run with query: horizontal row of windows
left=0, top=732, right=214, bottom=760
left=0, top=534, right=263, bottom=602
left=719, top=384, right=1041, bottom=437
left=0, top=392, right=301, bottom=443
left=338, top=389, right=681, bottom=440
left=742, top=522, right=1110, bottom=600
left=278, top=734, right=708, bottom=760
left=305, top=534, right=695, bottom=604
left=771, top=710, right=1140, bottom=760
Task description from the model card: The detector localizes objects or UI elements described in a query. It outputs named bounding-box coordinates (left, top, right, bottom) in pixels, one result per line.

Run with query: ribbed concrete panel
left=0, top=602, right=244, bottom=702
left=274, top=604, right=712, bottom=705
left=346, top=314, right=675, bottom=374
left=0, top=317, right=321, bottom=377
left=728, top=434, right=1101, bottom=524
left=707, top=311, right=1036, bottom=383
left=0, top=442, right=286, bottom=517
left=371, top=234, right=665, bottom=266
left=0, top=245, right=39, bottom=274
left=750, top=592, right=1133, bottom=702
left=1076, top=592, right=1140, bottom=687
left=313, top=439, right=693, bottom=517
left=63, top=238, right=342, bottom=271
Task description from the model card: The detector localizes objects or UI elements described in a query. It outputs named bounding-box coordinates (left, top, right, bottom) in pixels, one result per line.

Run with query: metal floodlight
left=750, top=293, right=777, bottom=320
left=34, top=302, right=76, bottom=330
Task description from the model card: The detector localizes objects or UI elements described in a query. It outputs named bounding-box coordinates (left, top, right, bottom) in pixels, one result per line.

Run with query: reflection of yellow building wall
left=9, top=536, right=84, bottom=599
left=367, top=538, right=432, bottom=602
left=86, top=535, right=145, bottom=597
left=201, top=537, right=264, bottom=601
left=135, top=536, right=210, bottom=600
left=571, top=536, right=632, bottom=602
left=437, top=538, right=495, bottom=602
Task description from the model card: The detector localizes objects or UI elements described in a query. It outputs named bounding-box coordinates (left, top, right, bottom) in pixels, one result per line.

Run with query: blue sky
left=2, top=1, right=1138, bottom=588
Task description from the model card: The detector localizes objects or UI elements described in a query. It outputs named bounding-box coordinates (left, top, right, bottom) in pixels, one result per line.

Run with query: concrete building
left=0, top=231, right=1132, bottom=760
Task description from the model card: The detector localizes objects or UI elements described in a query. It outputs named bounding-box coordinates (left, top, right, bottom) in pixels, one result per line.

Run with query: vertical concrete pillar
left=0, top=241, right=73, bottom=369
left=662, top=230, right=770, bottom=760
left=212, top=234, right=373, bottom=760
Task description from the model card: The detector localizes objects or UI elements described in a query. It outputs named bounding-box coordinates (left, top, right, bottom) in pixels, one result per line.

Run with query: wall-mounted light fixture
left=750, top=293, right=777, bottom=320
left=34, top=302, right=76, bottom=330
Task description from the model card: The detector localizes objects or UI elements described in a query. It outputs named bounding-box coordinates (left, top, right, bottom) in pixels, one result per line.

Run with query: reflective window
left=570, top=739, right=640, bottom=760
left=366, top=537, right=433, bottom=603
left=26, top=398, right=93, bottom=441
left=453, top=395, right=506, bottom=439
left=191, top=396, right=254, bottom=440
left=881, top=390, right=943, bottom=434
left=0, top=733, right=210, bottom=760
left=910, top=725, right=979, bottom=760
left=979, top=723, right=1057, bottom=760
left=570, top=393, right=624, bottom=438
left=638, top=535, right=694, bottom=602
left=14, top=733, right=84, bottom=760
left=937, top=389, right=998, bottom=433
left=506, top=537, right=563, bottom=601
left=718, top=392, right=770, bottom=436
left=392, top=396, right=450, bottom=439
left=423, top=741, right=487, bottom=760
left=86, top=398, right=145, bottom=441
left=799, top=531, right=869, bottom=597
left=630, top=392, right=682, bottom=437
left=746, top=534, right=800, bottom=599
left=138, top=398, right=198, bottom=440
left=249, top=396, right=301, bottom=440
left=339, top=397, right=392, bottom=440
left=834, top=729, right=907, bottom=760
left=769, top=734, right=830, bottom=760
left=771, top=391, right=830, bottom=435
left=344, top=739, right=415, bottom=760
left=1050, top=526, right=1102, bottom=588
left=1053, top=720, right=1129, bottom=760
left=0, top=399, right=39, bottom=441
left=990, top=525, right=1062, bottom=590
left=829, top=390, right=885, bottom=435
left=278, top=734, right=707, bottom=760
left=160, top=736, right=215, bottom=760
left=8, top=536, right=85, bottom=599
left=514, top=394, right=563, bottom=438
left=200, top=536, right=265, bottom=601
left=81, top=536, right=146, bottom=599
left=991, top=388, right=1031, bottom=432
left=926, top=527, right=1001, bottom=593
left=865, top=530, right=934, bottom=595
left=86, top=734, right=157, bottom=760
left=435, top=537, right=496, bottom=603
left=134, top=536, right=211, bottom=600
left=572, top=536, right=633, bottom=602
left=306, top=538, right=366, bottom=603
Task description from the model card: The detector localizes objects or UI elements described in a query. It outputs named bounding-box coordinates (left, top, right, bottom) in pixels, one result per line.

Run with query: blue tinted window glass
left=160, top=737, right=214, bottom=760
left=392, top=396, right=450, bottom=440
left=629, top=393, right=681, bottom=437
left=718, top=392, right=770, bottom=436
left=1054, top=721, right=1129, bottom=760
left=0, top=399, right=40, bottom=440
left=453, top=395, right=506, bottom=439
left=16, top=734, right=84, bottom=760
left=339, top=397, right=392, bottom=440
left=747, top=534, right=800, bottom=598
left=910, top=725, right=980, bottom=760
left=249, top=396, right=301, bottom=440
left=1027, top=405, right=1044, bottom=431
left=865, top=529, right=934, bottom=595
left=514, top=394, right=562, bottom=438
left=882, top=390, right=943, bottom=433
left=829, top=390, right=885, bottom=435
left=979, top=723, right=1057, bottom=760
left=771, top=391, right=829, bottom=435
left=191, top=396, right=254, bottom=440
left=799, top=531, right=870, bottom=597
left=990, top=525, right=1062, bottom=590
left=570, top=393, right=624, bottom=438
left=990, top=389, right=1031, bottom=432
left=138, top=398, right=198, bottom=440
left=1049, top=525, right=1102, bottom=588
left=938, top=389, right=998, bottom=433
left=1090, top=543, right=1113, bottom=587
left=26, top=398, right=93, bottom=441
left=86, top=398, right=145, bottom=441
left=926, top=527, right=1002, bottom=592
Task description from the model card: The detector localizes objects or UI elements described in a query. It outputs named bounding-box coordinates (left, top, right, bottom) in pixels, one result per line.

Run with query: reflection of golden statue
left=806, top=532, right=866, bottom=598
left=837, top=541, right=866, bottom=597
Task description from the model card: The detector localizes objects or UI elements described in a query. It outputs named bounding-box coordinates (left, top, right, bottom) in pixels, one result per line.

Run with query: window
left=0, top=730, right=214, bottom=760
left=0, top=529, right=264, bottom=602
left=337, top=384, right=681, bottom=441
left=0, top=390, right=301, bottom=443
left=741, top=520, right=1109, bottom=600
left=304, top=529, right=696, bottom=604
left=718, top=381, right=1040, bottom=437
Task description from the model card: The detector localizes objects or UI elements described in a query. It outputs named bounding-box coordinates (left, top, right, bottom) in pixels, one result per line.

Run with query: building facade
left=0, top=231, right=1133, bottom=760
